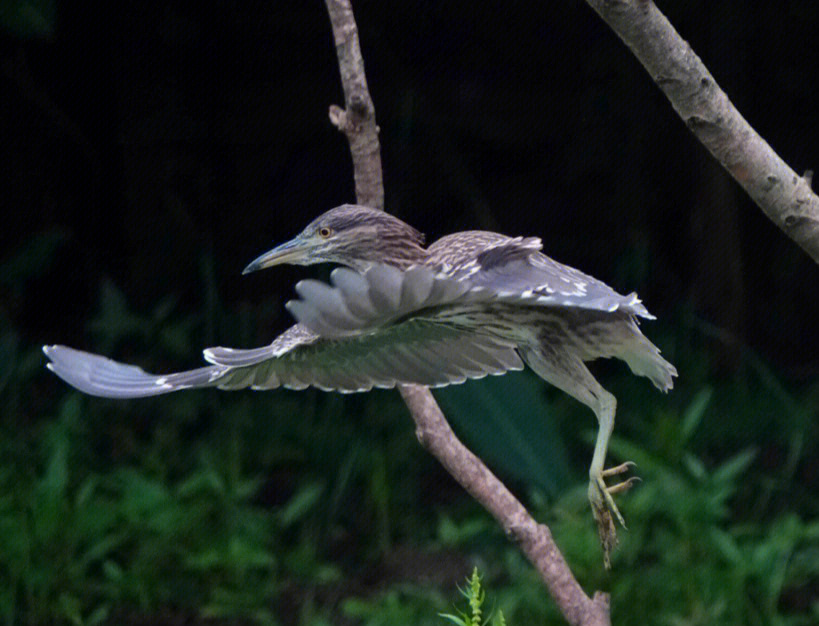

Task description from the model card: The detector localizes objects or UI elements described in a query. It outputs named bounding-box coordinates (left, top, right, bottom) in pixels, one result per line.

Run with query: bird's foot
left=588, top=461, right=639, bottom=568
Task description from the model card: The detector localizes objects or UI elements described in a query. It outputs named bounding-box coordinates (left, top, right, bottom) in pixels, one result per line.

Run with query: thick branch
left=585, top=0, right=819, bottom=264
left=322, top=1, right=609, bottom=625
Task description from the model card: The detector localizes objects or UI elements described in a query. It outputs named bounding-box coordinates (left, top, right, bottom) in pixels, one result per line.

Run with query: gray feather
left=45, top=317, right=524, bottom=398
left=43, top=345, right=223, bottom=398
left=285, top=300, right=341, bottom=338
left=204, top=345, right=275, bottom=367
left=399, top=265, right=436, bottom=310
left=294, top=279, right=361, bottom=332
left=365, top=264, right=404, bottom=312
left=288, top=251, right=654, bottom=341
left=457, top=241, right=652, bottom=318
left=330, top=267, right=378, bottom=320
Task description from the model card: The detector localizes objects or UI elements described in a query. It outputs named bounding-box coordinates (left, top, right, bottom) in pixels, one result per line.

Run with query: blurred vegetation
left=3, top=1, right=819, bottom=624
left=2, top=221, right=818, bottom=625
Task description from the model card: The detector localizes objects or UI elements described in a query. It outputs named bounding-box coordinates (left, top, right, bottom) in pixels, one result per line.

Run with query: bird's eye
left=318, top=227, right=333, bottom=239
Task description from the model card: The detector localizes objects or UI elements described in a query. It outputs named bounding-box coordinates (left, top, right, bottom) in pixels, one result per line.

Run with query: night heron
left=44, top=204, right=676, bottom=564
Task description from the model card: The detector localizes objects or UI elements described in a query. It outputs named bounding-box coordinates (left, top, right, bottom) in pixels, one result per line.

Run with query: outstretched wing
left=43, top=345, right=221, bottom=398
left=208, top=321, right=521, bottom=392
left=285, top=265, right=473, bottom=338
left=43, top=319, right=523, bottom=399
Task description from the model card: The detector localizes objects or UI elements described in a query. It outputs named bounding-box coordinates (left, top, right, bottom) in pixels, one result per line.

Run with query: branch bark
left=322, top=1, right=611, bottom=625
left=324, top=0, right=383, bottom=211
left=399, top=385, right=612, bottom=626
left=584, top=0, right=819, bottom=264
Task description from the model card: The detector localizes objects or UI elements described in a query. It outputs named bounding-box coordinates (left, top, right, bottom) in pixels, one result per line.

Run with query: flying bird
left=44, top=204, right=676, bottom=564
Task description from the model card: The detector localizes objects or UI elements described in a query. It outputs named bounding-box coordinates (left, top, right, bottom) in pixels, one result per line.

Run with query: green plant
left=0, top=398, right=121, bottom=625
left=439, top=568, right=506, bottom=626
left=3, top=235, right=818, bottom=625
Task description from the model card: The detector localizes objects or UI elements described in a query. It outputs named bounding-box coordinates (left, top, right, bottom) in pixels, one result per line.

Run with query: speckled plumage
left=44, top=203, right=674, bottom=397
left=44, top=204, right=676, bottom=565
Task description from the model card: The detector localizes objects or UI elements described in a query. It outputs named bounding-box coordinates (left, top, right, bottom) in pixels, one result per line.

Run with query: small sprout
left=439, top=568, right=506, bottom=626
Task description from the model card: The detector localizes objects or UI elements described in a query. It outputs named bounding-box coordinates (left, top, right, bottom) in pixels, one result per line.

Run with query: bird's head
left=243, top=204, right=427, bottom=274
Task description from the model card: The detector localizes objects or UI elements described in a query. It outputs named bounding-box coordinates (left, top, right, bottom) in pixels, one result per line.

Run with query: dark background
left=4, top=0, right=819, bottom=372
left=2, top=1, right=819, bottom=624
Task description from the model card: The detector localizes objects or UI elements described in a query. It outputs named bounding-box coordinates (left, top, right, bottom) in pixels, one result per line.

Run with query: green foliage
left=439, top=568, right=506, bottom=626
left=2, top=243, right=818, bottom=624
left=0, top=397, right=121, bottom=625
left=466, top=386, right=819, bottom=626
left=436, top=371, right=571, bottom=496
left=341, top=587, right=450, bottom=626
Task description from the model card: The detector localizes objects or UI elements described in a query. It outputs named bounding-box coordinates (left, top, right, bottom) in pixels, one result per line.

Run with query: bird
left=43, top=204, right=676, bottom=565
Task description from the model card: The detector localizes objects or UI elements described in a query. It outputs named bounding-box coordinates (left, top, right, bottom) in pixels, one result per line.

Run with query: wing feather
left=445, top=239, right=653, bottom=318
left=288, top=253, right=654, bottom=339
left=43, top=318, right=524, bottom=399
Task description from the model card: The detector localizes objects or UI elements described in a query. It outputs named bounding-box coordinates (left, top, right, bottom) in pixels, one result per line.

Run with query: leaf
left=712, top=448, right=757, bottom=484
left=87, top=281, right=146, bottom=348
left=682, top=452, right=706, bottom=481
left=708, top=527, right=744, bottom=567
left=438, top=613, right=469, bottom=626
left=102, top=560, right=124, bottom=582
left=86, top=605, right=110, bottom=626
left=32, top=439, right=69, bottom=542
left=435, top=371, right=571, bottom=495
left=0, top=229, right=65, bottom=285
left=74, top=476, right=98, bottom=508
left=176, top=468, right=225, bottom=498
left=681, top=387, right=712, bottom=442
left=278, top=481, right=325, bottom=528
left=226, top=536, right=276, bottom=569
left=77, top=533, right=127, bottom=571
left=57, top=593, right=82, bottom=625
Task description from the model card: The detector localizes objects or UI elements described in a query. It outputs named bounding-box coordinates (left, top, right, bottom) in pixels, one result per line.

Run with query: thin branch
left=322, top=1, right=610, bottom=625
left=324, top=0, right=383, bottom=210
left=585, top=0, right=819, bottom=264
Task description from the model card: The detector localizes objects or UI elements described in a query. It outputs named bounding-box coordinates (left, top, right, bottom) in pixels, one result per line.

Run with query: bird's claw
left=588, top=461, right=639, bottom=568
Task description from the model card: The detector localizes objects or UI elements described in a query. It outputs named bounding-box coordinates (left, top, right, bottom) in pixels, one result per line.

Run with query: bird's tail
left=620, top=336, right=677, bottom=392
left=43, top=345, right=223, bottom=398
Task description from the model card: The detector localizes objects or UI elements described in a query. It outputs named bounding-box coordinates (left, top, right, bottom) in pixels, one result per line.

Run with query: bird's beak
left=242, top=238, right=310, bottom=274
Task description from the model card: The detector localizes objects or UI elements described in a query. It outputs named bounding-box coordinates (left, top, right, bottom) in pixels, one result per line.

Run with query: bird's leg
left=518, top=345, right=638, bottom=566
left=587, top=390, right=638, bottom=568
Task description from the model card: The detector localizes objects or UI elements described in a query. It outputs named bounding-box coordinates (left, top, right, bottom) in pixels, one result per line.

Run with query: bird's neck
left=346, top=246, right=430, bottom=272
left=385, top=245, right=431, bottom=270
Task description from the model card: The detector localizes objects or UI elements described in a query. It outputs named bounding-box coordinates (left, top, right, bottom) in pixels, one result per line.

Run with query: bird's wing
left=442, top=237, right=653, bottom=318
left=287, top=259, right=652, bottom=340
left=43, top=345, right=223, bottom=398
left=208, top=321, right=522, bottom=392
left=286, top=265, right=474, bottom=338
left=43, top=319, right=523, bottom=398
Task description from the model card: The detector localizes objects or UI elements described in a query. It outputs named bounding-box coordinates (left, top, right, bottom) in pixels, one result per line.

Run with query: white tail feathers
left=621, top=343, right=677, bottom=392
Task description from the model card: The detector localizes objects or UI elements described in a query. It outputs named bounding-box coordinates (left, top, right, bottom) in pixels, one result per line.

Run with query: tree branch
left=322, top=1, right=610, bottom=625
left=584, top=0, right=819, bottom=264
left=399, top=385, right=612, bottom=626
left=324, top=0, right=383, bottom=210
